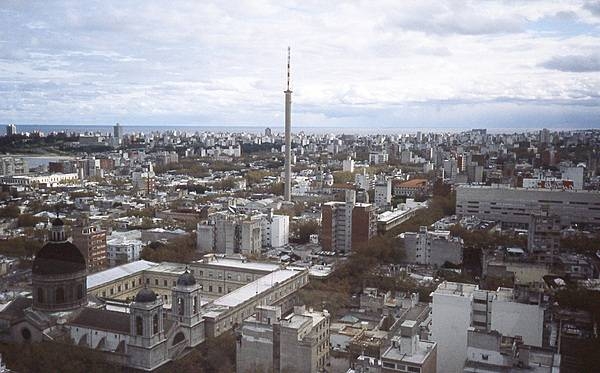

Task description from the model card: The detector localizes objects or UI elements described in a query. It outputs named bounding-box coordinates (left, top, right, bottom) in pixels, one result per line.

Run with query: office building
left=456, top=185, right=600, bottom=228
left=5, top=124, right=16, bottom=136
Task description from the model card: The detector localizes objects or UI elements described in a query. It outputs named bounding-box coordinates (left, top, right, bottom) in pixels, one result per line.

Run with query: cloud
left=0, top=1, right=599, bottom=128
left=541, top=54, right=600, bottom=72
left=583, top=1, right=600, bottom=16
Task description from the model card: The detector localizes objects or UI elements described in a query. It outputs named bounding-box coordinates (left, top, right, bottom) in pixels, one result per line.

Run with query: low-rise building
left=381, top=321, right=437, bottom=373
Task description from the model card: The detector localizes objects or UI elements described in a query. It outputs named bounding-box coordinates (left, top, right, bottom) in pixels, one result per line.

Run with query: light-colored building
left=463, top=329, right=560, bottom=373
left=107, top=231, right=143, bottom=267
left=369, top=152, right=389, bottom=165
left=401, top=227, right=463, bottom=267
left=259, top=210, right=289, bottom=249
left=374, top=175, right=392, bottom=209
left=343, top=157, right=355, bottom=173
left=431, top=282, right=545, bottom=373
left=196, top=213, right=262, bottom=255
left=381, top=321, right=437, bottom=373
left=321, top=190, right=377, bottom=252
left=0, top=157, right=28, bottom=176
left=236, top=305, right=330, bottom=373
left=456, top=184, right=600, bottom=228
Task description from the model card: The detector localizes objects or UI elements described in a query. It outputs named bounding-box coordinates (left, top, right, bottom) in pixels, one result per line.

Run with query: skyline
left=2, top=1, right=600, bottom=128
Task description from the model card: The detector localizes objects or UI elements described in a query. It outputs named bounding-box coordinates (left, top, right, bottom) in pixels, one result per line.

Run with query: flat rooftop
left=87, top=260, right=157, bottom=289
left=195, top=257, right=280, bottom=273
left=212, top=269, right=302, bottom=309
left=381, top=339, right=436, bottom=365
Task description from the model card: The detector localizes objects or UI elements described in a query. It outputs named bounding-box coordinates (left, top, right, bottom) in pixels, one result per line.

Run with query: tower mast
left=284, top=47, right=293, bottom=202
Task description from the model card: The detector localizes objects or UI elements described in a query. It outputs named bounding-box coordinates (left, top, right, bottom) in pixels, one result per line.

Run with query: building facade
left=401, top=227, right=463, bottom=267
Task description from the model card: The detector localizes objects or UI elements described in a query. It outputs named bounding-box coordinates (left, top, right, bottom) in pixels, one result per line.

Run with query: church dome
left=134, top=288, right=157, bottom=303
left=176, top=270, right=196, bottom=287
left=32, top=241, right=86, bottom=275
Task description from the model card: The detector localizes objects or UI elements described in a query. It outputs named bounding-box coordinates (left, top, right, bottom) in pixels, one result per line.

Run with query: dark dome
left=135, top=288, right=157, bottom=303
left=32, top=241, right=86, bottom=275
left=52, top=217, right=64, bottom=226
left=177, top=270, right=196, bottom=287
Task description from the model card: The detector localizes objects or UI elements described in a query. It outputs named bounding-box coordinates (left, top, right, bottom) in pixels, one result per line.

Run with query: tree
left=333, top=171, right=354, bottom=184
left=0, top=204, right=19, bottom=218
left=290, top=220, right=319, bottom=244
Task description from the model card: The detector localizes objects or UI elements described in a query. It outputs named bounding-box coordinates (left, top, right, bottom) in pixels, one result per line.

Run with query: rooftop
left=87, top=260, right=157, bottom=289
left=211, top=269, right=302, bottom=309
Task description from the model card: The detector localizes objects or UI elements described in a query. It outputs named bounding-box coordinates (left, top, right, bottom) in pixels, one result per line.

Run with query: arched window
left=136, top=316, right=143, bottom=335
left=77, top=284, right=83, bottom=299
left=153, top=314, right=159, bottom=334
left=37, top=288, right=44, bottom=303
left=56, top=287, right=65, bottom=303
left=177, top=297, right=184, bottom=316
left=193, top=296, right=198, bottom=314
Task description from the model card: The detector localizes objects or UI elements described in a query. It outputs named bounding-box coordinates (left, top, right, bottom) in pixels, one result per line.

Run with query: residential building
left=527, top=210, right=561, bottom=260
left=72, top=223, right=108, bottom=272
left=343, top=156, right=355, bottom=173
left=196, top=213, right=262, bottom=256
left=259, top=210, right=289, bottom=249
left=236, top=305, right=330, bottom=373
left=374, top=175, right=392, bottom=209
left=0, top=157, right=28, bottom=176
left=321, top=190, right=376, bottom=252
left=401, top=226, right=463, bottom=267
left=381, top=321, right=437, bottom=373
left=431, top=282, right=545, bottom=373
left=5, top=124, right=16, bottom=136
left=463, top=329, right=560, bottom=373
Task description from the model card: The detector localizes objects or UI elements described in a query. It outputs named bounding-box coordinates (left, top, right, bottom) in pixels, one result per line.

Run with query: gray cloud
left=541, top=54, right=600, bottom=72
left=584, top=1, right=600, bottom=16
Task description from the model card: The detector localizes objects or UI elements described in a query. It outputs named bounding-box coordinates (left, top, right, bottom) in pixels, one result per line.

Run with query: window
left=37, top=288, right=44, bottom=303
left=382, top=362, right=395, bottom=369
left=209, top=285, right=213, bottom=292
left=178, top=298, right=184, bottom=315
left=136, top=316, right=143, bottom=335
left=77, top=284, right=83, bottom=299
left=118, top=285, right=121, bottom=292
left=163, top=280, right=168, bottom=287
left=193, top=296, right=198, bottom=314
left=139, top=278, right=142, bottom=285
left=407, top=366, right=420, bottom=373
left=146, top=278, right=150, bottom=284
left=155, top=279, right=159, bottom=285
left=110, top=288, right=114, bottom=295
left=482, top=354, right=489, bottom=361
left=102, top=291, right=106, bottom=297
left=218, top=286, right=222, bottom=293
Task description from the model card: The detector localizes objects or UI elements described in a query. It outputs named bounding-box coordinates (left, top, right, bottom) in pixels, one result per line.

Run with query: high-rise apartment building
left=72, top=224, right=108, bottom=272
left=5, top=124, right=16, bottom=136
left=431, top=282, right=545, bottom=373
left=321, top=190, right=376, bottom=252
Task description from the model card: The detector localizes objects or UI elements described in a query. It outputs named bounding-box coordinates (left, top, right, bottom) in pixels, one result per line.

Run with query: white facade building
left=431, top=282, right=545, bottom=373
left=260, top=212, right=289, bottom=249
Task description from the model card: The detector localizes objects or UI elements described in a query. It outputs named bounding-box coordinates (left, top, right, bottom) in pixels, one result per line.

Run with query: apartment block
left=431, top=282, right=545, bottom=373
left=321, top=190, right=376, bottom=252
left=401, top=226, right=463, bottom=267
left=72, top=224, right=108, bottom=271
left=236, top=305, right=330, bottom=373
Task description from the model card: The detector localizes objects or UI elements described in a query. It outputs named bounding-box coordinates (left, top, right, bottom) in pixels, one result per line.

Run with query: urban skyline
left=1, top=1, right=600, bottom=128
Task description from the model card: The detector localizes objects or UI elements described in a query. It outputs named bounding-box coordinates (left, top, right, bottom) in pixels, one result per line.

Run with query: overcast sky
left=1, top=1, right=600, bottom=129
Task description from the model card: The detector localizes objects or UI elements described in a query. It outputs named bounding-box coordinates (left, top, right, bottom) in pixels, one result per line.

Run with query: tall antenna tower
left=284, top=47, right=293, bottom=202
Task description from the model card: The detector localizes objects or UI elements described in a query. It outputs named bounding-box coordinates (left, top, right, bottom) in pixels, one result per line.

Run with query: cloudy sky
left=1, top=0, right=600, bottom=129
